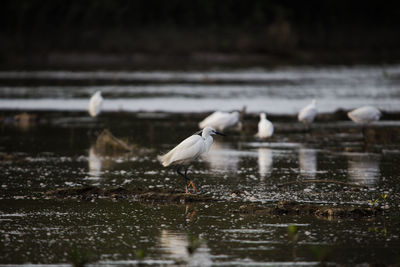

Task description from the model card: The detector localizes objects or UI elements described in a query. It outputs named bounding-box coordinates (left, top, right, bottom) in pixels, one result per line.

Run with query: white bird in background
left=158, top=127, right=225, bottom=194
left=255, top=113, right=274, bottom=139
left=88, top=91, right=104, bottom=117
left=347, top=106, right=381, bottom=124
left=298, top=99, right=317, bottom=124
left=199, top=111, right=241, bottom=131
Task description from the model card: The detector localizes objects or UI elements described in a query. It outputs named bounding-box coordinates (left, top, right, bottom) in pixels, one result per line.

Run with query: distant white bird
left=199, top=111, right=240, bottom=131
left=347, top=106, right=381, bottom=124
left=298, top=99, right=317, bottom=124
left=255, top=113, right=274, bottom=139
left=88, top=91, right=103, bottom=117
left=158, top=127, right=225, bottom=193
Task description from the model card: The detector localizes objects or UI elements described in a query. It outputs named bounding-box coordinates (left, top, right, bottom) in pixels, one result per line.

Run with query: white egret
left=199, top=111, right=241, bottom=131
left=298, top=99, right=317, bottom=124
left=88, top=91, right=103, bottom=117
left=347, top=106, right=381, bottom=124
left=158, top=127, right=225, bottom=193
left=255, top=113, right=274, bottom=139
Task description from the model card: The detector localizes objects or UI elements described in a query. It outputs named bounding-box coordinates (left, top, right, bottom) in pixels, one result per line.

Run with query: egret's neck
left=204, top=135, right=214, bottom=152
left=202, top=131, right=210, bottom=139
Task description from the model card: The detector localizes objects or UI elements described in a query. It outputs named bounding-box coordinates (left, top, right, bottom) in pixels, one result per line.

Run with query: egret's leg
left=177, top=166, right=189, bottom=193
left=184, top=166, right=197, bottom=192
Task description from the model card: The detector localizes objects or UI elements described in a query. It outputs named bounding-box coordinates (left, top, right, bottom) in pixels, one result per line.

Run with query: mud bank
left=45, top=186, right=214, bottom=203
left=236, top=200, right=385, bottom=218
left=45, top=186, right=386, bottom=218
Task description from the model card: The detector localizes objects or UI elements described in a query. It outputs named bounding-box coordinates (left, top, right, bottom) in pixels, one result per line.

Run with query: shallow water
left=1, top=111, right=400, bottom=266
left=1, top=65, right=400, bottom=114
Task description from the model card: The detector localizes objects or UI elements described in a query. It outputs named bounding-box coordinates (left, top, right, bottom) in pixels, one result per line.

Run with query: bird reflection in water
left=205, top=140, right=239, bottom=173
left=88, top=146, right=102, bottom=180
left=159, top=230, right=212, bottom=267
left=87, top=145, right=115, bottom=181
left=347, top=154, right=381, bottom=186
left=257, top=147, right=273, bottom=179
left=298, top=147, right=317, bottom=179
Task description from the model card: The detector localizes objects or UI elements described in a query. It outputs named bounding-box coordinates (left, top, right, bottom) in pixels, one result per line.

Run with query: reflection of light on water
left=88, top=146, right=102, bottom=180
left=159, top=230, right=212, bottom=267
left=347, top=154, right=380, bottom=186
left=205, top=141, right=239, bottom=172
left=298, top=148, right=317, bottom=179
left=258, top=148, right=273, bottom=179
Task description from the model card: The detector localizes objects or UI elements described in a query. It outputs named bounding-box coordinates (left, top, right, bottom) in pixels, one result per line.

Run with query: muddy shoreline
left=45, top=186, right=386, bottom=219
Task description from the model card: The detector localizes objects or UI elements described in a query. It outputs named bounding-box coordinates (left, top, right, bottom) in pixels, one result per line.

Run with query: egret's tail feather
left=157, top=153, right=172, bottom=167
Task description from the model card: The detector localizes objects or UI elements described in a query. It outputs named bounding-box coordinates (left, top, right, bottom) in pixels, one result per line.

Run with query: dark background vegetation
left=1, top=0, right=400, bottom=69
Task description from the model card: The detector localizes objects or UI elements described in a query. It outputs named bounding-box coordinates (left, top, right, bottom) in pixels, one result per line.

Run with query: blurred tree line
left=1, top=0, right=400, bottom=68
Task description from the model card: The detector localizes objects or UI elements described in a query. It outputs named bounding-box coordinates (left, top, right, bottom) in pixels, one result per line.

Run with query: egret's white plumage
left=347, top=106, right=381, bottom=124
left=88, top=91, right=103, bottom=117
left=255, top=113, right=274, bottom=139
left=158, top=127, right=216, bottom=167
left=199, top=111, right=240, bottom=131
left=158, top=127, right=225, bottom=193
left=298, top=99, right=317, bottom=124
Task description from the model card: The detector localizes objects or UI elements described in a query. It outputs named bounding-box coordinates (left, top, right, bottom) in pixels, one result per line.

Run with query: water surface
left=1, top=65, right=400, bottom=114
left=1, top=111, right=400, bottom=266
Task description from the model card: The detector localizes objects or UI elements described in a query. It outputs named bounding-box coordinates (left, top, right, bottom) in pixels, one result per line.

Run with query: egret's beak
left=214, top=131, right=226, bottom=136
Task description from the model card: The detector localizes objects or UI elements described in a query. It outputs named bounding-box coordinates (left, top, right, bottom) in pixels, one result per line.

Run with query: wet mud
left=236, top=200, right=384, bottom=218
left=45, top=186, right=214, bottom=203
left=46, top=186, right=385, bottom=219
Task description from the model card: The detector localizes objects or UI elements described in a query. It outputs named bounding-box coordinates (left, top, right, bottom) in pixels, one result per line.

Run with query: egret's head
left=312, top=99, right=317, bottom=105
left=95, top=91, right=102, bottom=96
left=260, top=113, right=266, bottom=119
left=202, top=126, right=226, bottom=137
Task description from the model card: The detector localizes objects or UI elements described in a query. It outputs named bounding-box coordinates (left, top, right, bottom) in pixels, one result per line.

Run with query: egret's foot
left=188, top=180, right=197, bottom=192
